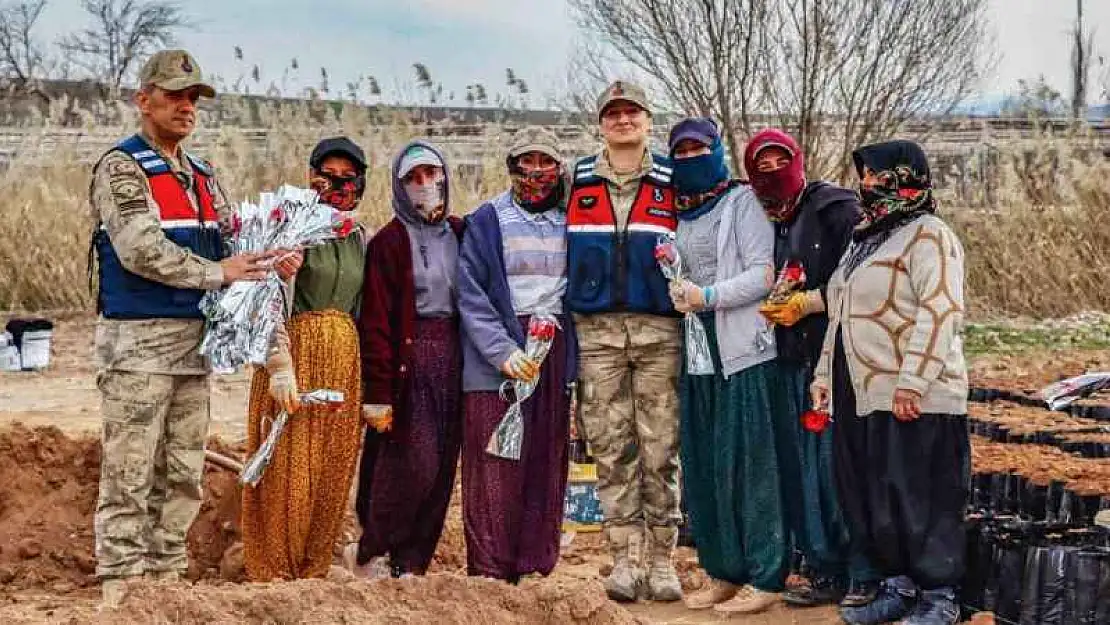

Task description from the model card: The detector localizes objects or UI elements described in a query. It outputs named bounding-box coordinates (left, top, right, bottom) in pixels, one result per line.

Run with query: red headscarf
left=744, top=129, right=806, bottom=222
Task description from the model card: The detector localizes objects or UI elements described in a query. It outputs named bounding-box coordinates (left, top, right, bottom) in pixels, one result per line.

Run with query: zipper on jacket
left=611, top=181, right=640, bottom=312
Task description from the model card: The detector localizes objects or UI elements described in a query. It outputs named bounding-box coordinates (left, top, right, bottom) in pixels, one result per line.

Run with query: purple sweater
left=457, top=202, right=578, bottom=392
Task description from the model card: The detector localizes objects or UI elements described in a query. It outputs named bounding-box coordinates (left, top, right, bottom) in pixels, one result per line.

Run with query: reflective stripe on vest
left=94, top=134, right=223, bottom=319
left=565, top=153, right=677, bottom=314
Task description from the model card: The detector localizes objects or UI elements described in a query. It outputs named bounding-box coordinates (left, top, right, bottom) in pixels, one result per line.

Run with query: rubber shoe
left=783, top=574, right=844, bottom=607
left=841, top=578, right=881, bottom=607
left=839, top=576, right=917, bottom=625
left=898, top=587, right=960, bottom=625
left=684, top=579, right=737, bottom=610
left=343, top=543, right=391, bottom=579
left=712, top=584, right=778, bottom=614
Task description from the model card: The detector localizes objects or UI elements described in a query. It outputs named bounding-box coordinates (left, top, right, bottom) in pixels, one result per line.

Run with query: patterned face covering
left=853, top=158, right=936, bottom=237
left=511, top=166, right=562, bottom=212
left=310, top=170, right=364, bottom=212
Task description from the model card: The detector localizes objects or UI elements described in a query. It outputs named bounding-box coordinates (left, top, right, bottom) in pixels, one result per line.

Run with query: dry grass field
left=1, top=96, right=1109, bottom=318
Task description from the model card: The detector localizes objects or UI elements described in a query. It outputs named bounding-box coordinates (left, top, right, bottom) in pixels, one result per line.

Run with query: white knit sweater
left=814, top=215, right=968, bottom=417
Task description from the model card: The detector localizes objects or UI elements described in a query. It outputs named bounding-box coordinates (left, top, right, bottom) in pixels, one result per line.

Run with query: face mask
left=311, top=171, right=364, bottom=212
left=671, top=148, right=729, bottom=196
left=511, top=167, right=562, bottom=213
left=405, top=175, right=447, bottom=223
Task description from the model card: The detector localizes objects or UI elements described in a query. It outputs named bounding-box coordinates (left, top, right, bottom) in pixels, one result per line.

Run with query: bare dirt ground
left=7, top=313, right=1096, bottom=624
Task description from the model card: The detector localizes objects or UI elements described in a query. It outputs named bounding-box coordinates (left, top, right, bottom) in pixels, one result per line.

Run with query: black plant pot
left=1047, top=480, right=1067, bottom=524
left=1021, top=480, right=1048, bottom=521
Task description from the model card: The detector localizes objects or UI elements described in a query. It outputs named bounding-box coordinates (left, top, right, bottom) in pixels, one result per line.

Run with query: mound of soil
left=2, top=576, right=643, bottom=625
left=0, top=424, right=247, bottom=593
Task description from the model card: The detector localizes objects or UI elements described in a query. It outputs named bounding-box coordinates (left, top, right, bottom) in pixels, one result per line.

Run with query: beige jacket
left=814, top=214, right=968, bottom=417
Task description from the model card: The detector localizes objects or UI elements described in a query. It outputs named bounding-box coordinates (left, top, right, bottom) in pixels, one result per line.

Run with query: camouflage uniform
left=91, top=50, right=230, bottom=581
left=575, top=148, right=682, bottom=537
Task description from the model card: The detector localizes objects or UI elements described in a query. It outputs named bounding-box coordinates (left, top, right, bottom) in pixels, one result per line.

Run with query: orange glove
left=760, top=290, right=824, bottom=327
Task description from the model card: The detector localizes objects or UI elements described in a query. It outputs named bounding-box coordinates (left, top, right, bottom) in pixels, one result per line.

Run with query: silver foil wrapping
left=199, top=185, right=353, bottom=374
left=240, top=389, right=345, bottom=486
left=486, top=314, right=561, bottom=461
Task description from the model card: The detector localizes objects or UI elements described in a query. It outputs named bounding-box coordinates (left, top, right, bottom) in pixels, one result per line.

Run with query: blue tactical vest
left=94, top=134, right=224, bottom=319
left=565, top=153, right=678, bottom=315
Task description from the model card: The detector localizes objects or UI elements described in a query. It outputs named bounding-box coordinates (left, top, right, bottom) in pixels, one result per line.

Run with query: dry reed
left=1, top=95, right=1108, bottom=318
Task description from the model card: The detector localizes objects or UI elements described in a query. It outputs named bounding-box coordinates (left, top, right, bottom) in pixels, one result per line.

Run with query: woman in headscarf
left=811, top=140, right=969, bottom=625
left=664, top=118, right=786, bottom=616
left=241, top=136, right=369, bottom=581
left=746, top=129, right=879, bottom=609
left=347, top=141, right=465, bottom=578
left=456, top=126, right=577, bottom=583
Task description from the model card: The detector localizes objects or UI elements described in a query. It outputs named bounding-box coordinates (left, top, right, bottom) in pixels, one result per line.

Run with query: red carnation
left=782, top=261, right=806, bottom=283
left=654, top=242, right=677, bottom=264
left=897, top=188, right=920, bottom=200
left=801, top=409, right=831, bottom=434
left=529, top=319, right=557, bottom=342
left=230, top=214, right=242, bottom=235
left=334, top=216, right=355, bottom=238
left=269, top=207, right=285, bottom=223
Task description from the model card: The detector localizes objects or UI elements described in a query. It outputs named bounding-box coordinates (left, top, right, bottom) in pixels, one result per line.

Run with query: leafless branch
left=571, top=0, right=992, bottom=180
left=57, top=0, right=192, bottom=96
left=0, top=0, right=51, bottom=102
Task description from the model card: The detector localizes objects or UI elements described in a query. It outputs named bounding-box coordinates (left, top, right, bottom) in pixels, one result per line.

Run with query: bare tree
left=1070, top=0, right=1094, bottom=120
left=0, top=0, right=51, bottom=102
left=58, top=0, right=191, bottom=96
left=569, top=0, right=764, bottom=172
left=570, top=0, right=991, bottom=180
left=760, top=0, right=990, bottom=179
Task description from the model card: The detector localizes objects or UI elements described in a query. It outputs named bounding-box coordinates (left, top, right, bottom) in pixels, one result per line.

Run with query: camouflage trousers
left=574, top=313, right=682, bottom=532
left=94, top=370, right=211, bottom=579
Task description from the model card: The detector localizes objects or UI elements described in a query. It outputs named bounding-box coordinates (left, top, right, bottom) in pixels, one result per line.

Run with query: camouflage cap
left=138, top=50, right=216, bottom=97
left=596, top=80, right=650, bottom=120
left=507, top=126, right=562, bottom=163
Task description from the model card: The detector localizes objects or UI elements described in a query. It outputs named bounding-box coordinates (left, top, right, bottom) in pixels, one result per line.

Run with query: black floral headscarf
left=843, top=140, right=937, bottom=276
left=851, top=139, right=936, bottom=238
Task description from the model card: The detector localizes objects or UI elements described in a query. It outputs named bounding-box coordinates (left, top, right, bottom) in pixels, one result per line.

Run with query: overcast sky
left=34, top=0, right=1110, bottom=108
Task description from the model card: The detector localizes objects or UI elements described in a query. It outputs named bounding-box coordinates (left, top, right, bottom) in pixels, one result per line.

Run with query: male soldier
left=89, top=50, right=273, bottom=606
left=566, top=81, right=682, bottom=602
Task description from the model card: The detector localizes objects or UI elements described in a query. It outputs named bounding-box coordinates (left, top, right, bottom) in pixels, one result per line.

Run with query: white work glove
left=269, top=366, right=300, bottom=414
left=362, top=404, right=393, bottom=433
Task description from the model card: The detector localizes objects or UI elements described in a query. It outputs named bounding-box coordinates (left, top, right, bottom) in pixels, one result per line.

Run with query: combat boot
left=603, top=526, right=645, bottom=602
left=145, top=570, right=180, bottom=582
left=645, top=526, right=682, bottom=602
left=99, top=576, right=133, bottom=609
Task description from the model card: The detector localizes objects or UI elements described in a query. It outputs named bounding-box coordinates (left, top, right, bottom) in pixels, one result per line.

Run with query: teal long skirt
left=779, top=361, right=876, bottom=581
left=678, top=315, right=791, bottom=591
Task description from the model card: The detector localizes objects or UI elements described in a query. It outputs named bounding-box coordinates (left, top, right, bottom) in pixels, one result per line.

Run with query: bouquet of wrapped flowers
left=486, top=314, right=560, bottom=460
left=240, top=389, right=345, bottom=486
left=766, top=260, right=807, bottom=305
left=654, top=233, right=715, bottom=376
left=199, top=185, right=355, bottom=373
